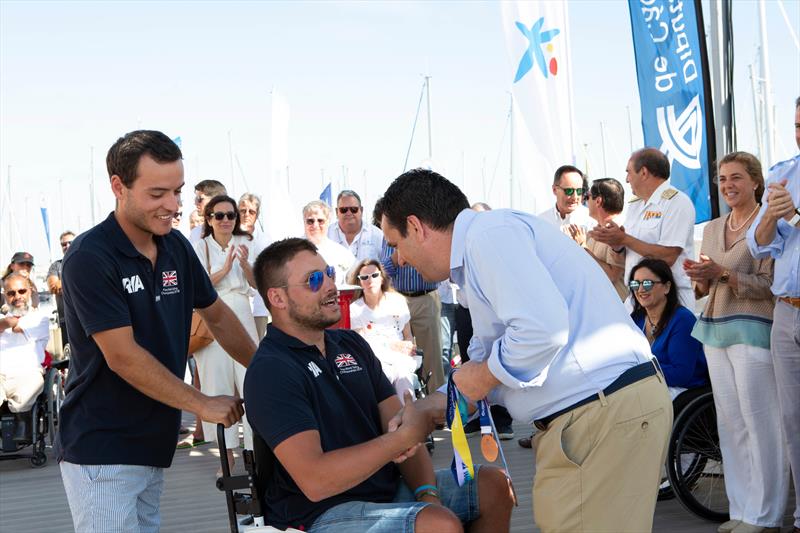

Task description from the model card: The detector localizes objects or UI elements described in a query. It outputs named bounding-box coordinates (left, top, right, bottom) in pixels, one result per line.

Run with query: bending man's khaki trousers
left=533, top=374, right=672, bottom=533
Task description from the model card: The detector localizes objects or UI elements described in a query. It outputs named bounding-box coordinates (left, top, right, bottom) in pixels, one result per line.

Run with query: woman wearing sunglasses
left=683, top=152, right=787, bottom=533
left=193, top=194, right=259, bottom=476
left=347, top=259, right=418, bottom=402
left=629, top=258, right=708, bottom=400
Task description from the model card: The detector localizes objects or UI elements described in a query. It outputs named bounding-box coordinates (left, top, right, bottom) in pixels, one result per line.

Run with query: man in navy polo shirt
left=244, top=238, right=513, bottom=533
left=56, top=130, right=258, bottom=533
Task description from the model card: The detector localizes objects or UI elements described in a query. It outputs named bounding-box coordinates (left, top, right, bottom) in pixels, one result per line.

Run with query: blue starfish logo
left=513, top=18, right=561, bottom=82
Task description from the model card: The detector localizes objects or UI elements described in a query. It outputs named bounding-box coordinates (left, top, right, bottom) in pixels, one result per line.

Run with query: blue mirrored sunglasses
left=280, top=265, right=336, bottom=292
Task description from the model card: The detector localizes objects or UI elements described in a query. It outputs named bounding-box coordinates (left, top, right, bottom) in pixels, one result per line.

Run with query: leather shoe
left=517, top=434, right=533, bottom=449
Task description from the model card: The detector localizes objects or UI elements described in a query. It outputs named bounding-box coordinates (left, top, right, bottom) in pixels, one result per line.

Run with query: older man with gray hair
left=0, top=273, right=49, bottom=413
left=328, top=189, right=384, bottom=261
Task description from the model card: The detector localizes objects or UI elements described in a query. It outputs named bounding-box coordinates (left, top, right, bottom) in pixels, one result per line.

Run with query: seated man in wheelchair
left=0, top=274, right=50, bottom=432
left=244, top=239, right=514, bottom=532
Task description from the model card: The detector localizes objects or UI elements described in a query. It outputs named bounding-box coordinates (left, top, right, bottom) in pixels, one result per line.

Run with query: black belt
left=533, top=361, right=658, bottom=431
left=400, top=289, right=436, bottom=298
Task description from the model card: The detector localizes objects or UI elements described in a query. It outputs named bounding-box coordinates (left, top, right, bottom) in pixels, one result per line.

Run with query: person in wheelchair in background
left=244, top=238, right=514, bottom=532
left=629, top=258, right=709, bottom=401
left=347, top=258, right=419, bottom=403
left=0, top=274, right=50, bottom=424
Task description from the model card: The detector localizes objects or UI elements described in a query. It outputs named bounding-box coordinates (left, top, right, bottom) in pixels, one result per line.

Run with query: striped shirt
left=380, top=241, right=438, bottom=294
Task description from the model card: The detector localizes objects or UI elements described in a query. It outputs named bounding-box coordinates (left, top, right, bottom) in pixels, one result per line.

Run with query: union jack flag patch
left=335, top=354, right=357, bottom=368
left=162, top=271, right=178, bottom=287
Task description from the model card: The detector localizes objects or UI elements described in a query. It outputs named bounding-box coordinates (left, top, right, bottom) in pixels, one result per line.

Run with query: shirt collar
left=450, top=208, right=474, bottom=271
left=100, top=211, right=168, bottom=260
left=266, top=323, right=332, bottom=352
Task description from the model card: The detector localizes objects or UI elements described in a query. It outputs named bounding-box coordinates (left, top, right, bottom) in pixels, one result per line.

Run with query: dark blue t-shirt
left=244, top=325, right=398, bottom=530
left=55, top=212, right=217, bottom=468
left=633, top=305, right=709, bottom=389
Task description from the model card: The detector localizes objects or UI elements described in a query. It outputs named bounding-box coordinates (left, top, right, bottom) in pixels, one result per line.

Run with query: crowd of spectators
left=2, top=98, right=798, bottom=533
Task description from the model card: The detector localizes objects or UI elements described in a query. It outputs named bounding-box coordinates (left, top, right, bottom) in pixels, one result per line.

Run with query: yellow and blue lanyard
left=446, top=372, right=518, bottom=504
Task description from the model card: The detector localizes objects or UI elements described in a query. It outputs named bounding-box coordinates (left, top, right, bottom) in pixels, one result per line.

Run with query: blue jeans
left=308, top=467, right=482, bottom=533
left=60, top=461, right=164, bottom=533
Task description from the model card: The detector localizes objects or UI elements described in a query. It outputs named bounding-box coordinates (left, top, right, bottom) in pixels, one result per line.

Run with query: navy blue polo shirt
left=55, top=212, right=217, bottom=468
left=244, top=325, right=398, bottom=530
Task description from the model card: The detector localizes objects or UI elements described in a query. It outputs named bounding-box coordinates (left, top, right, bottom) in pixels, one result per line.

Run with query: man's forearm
left=282, top=430, right=422, bottom=502
left=623, top=235, right=681, bottom=266
left=397, top=441, right=437, bottom=496
left=754, top=216, right=779, bottom=246
left=201, top=301, right=257, bottom=368
left=106, top=342, right=206, bottom=414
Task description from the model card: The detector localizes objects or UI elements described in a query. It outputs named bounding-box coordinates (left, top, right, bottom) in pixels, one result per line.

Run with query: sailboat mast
left=758, top=0, right=775, bottom=166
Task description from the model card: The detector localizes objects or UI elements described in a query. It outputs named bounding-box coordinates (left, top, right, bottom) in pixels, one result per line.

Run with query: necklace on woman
left=645, top=316, right=658, bottom=338
left=727, top=204, right=759, bottom=232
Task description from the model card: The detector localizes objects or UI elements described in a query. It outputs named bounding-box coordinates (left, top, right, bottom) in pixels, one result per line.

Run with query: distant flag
left=628, top=0, right=716, bottom=222
left=172, top=136, right=182, bottom=148
left=40, top=206, right=51, bottom=254
left=501, top=1, right=575, bottom=213
left=319, top=182, right=332, bottom=206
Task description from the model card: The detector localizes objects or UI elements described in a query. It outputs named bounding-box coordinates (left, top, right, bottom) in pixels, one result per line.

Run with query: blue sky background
left=1, top=0, right=798, bottom=263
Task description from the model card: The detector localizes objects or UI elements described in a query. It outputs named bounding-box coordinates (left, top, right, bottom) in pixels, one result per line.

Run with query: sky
left=1, top=0, right=798, bottom=266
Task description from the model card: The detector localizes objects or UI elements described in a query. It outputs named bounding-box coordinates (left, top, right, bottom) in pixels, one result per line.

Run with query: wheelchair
left=663, top=385, right=729, bottom=522
left=214, top=424, right=303, bottom=533
left=0, top=355, right=69, bottom=467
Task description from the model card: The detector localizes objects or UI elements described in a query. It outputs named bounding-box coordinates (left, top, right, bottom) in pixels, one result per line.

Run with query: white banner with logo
left=501, top=1, right=576, bottom=214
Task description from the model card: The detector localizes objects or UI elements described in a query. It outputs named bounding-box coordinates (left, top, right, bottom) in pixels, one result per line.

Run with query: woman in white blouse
left=347, top=259, right=418, bottom=402
left=193, top=195, right=258, bottom=475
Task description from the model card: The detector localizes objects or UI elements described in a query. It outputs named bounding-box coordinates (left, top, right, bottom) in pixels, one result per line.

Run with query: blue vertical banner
left=40, top=206, right=51, bottom=253
left=319, top=182, right=332, bottom=206
left=628, top=0, right=716, bottom=223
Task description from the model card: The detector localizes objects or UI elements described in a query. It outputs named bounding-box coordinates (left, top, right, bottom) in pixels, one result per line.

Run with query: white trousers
left=193, top=292, right=256, bottom=451
left=0, top=370, right=44, bottom=413
left=705, top=343, right=789, bottom=527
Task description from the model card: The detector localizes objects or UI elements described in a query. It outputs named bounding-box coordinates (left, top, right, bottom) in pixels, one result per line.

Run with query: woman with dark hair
left=684, top=151, right=787, bottom=533
left=629, top=258, right=708, bottom=399
left=347, top=258, right=418, bottom=402
left=193, top=194, right=257, bottom=476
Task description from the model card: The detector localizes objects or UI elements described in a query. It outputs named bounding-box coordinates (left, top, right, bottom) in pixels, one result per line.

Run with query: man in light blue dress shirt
left=379, top=169, right=672, bottom=532
left=746, top=97, right=800, bottom=533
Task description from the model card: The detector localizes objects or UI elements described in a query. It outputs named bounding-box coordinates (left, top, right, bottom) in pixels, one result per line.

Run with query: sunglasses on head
left=280, top=265, right=337, bottom=292
left=338, top=206, right=360, bottom=215
left=5, top=288, right=28, bottom=297
left=210, top=211, right=236, bottom=221
left=628, top=279, right=663, bottom=292
left=357, top=272, right=380, bottom=281
left=556, top=186, right=584, bottom=196
left=305, top=218, right=326, bottom=226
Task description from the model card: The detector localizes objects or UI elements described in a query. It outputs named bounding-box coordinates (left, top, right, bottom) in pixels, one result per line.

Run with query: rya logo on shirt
left=307, top=361, right=322, bottom=378
left=122, top=275, right=144, bottom=294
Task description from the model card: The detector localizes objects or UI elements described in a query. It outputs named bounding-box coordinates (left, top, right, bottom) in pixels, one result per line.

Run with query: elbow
left=298, top=480, right=334, bottom=503
left=104, top=349, right=132, bottom=376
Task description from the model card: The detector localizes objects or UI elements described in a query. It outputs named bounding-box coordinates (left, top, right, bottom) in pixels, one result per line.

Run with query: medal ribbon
left=446, top=371, right=519, bottom=505
left=446, top=372, right=475, bottom=486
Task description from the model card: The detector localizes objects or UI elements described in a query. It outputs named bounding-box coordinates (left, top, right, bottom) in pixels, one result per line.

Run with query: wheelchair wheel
left=666, top=392, right=728, bottom=522
left=30, top=451, right=47, bottom=467
left=46, top=365, right=67, bottom=446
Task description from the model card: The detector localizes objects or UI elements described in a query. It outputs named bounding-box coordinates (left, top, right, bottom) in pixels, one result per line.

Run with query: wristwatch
left=789, top=208, right=800, bottom=227
left=719, top=270, right=731, bottom=284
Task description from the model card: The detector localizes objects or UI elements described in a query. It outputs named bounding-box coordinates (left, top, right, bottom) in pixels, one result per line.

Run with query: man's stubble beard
left=287, top=299, right=340, bottom=331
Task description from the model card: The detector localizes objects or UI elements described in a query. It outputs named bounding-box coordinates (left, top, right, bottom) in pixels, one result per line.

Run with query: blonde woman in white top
left=193, top=195, right=258, bottom=475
